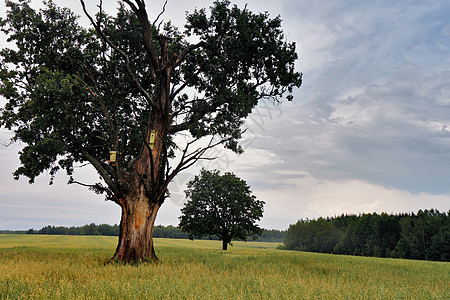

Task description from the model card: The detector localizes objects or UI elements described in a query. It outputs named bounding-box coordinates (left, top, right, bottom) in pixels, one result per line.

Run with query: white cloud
left=256, top=173, right=450, bottom=229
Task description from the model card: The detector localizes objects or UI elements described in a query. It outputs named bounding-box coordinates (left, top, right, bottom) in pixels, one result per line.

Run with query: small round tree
left=179, top=169, right=264, bottom=250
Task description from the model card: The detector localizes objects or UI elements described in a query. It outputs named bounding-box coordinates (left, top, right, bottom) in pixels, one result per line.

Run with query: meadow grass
left=0, top=234, right=448, bottom=299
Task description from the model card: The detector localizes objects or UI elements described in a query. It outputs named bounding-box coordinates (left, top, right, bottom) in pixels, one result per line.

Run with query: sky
left=1, top=0, right=449, bottom=230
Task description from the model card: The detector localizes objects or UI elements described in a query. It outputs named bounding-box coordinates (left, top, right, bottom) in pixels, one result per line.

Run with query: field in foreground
left=0, top=234, right=448, bottom=299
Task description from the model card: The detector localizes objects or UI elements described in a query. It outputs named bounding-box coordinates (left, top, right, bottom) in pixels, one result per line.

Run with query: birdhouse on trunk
left=150, top=130, right=156, bottom=149
left=109, top=151, right=118, bottom=162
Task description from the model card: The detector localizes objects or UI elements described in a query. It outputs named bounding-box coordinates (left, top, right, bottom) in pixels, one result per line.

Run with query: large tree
left=0, top=0, right=302, bottom=262
left=179, top=169, right=264, bottom=250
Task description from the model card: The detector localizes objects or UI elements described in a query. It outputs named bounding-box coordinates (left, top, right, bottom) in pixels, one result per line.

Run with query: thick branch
left=168, top=100, right=221, bottom=134
left=80, top=149, right=116, bottom=192
left=121, top=0, right=139, bottom=13
left=168, top=122, right=192, bottom=134
left=173, top=41, right=205, bottom=68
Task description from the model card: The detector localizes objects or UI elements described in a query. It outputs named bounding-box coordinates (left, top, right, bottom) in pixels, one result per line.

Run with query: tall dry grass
left=0, top=234, right=448, bottom=299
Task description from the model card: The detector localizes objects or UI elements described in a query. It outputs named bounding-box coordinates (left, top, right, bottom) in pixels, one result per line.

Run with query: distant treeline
left=282, top=209, right=449, bottom=262
left=1, top=224, right=121, bottom=236
left=1, top=224, right=286, bottom=242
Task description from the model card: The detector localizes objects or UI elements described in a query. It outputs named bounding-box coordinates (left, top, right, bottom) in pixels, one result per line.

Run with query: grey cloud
left=244, top=63, right=450, bottom=195
left=239, top=2, right=450, bottom=197
left=232, top=0, right=450, bottom=197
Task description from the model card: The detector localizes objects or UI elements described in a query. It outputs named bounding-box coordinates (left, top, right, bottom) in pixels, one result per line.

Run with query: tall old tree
left=0, top=0, right=302, bottom=262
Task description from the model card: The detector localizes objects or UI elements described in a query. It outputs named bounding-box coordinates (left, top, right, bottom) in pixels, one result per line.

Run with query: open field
left=0, top=234, right=448, bottom=299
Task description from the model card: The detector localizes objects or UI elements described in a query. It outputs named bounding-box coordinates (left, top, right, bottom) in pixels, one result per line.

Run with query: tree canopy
left=179, top=169, right=264, bottom=250
left=0, top=0, right=301, bottom=187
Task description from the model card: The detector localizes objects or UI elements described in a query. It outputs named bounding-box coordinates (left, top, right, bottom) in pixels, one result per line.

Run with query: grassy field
left=0, top=234, right=448, bottom=299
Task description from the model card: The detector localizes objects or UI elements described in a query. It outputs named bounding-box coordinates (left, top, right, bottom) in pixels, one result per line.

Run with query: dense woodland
left=282, top=209, right=449, bottom=262
left=1, top=225, right=285, bottom=243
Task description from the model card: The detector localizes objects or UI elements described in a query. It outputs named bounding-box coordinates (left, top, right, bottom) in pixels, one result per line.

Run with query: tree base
left=112, top=192, right=161, bottom=264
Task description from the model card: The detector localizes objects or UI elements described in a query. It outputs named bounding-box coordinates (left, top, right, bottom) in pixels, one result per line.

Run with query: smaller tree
left=179, top=169, right=264, bottom=250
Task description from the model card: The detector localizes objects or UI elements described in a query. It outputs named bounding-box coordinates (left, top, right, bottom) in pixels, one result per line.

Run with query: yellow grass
left=0, top=234, right=448, bottom=299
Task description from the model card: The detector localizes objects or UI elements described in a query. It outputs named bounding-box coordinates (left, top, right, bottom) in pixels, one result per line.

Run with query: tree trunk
left=222, top=239, right=228, bottom=251
left=112, top=186, right=160, bottom=263
left=111, top=37, right=172, bottom=263
left=110, top=110, right=167, bottom=263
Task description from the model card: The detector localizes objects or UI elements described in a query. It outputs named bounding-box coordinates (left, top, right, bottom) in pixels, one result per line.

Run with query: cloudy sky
left=1, top=0, right=449, bottom=230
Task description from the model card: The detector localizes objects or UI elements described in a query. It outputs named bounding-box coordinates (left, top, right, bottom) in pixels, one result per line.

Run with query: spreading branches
left=167, top=135, right=233, bottom=183
left=69, top=177, right=120, bottom=204
left=71, top=70, right=118, bottom=149
left=153, top=136, right=228, bottom=204
left=79, top=0, right=158, bottom=108
left=122, top=0, right=160, bottom=78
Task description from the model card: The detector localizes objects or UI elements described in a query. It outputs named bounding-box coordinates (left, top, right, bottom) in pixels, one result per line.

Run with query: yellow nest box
left=150, top=130, right=156, bottom=149
left=109, top=151, right=118, bottom=162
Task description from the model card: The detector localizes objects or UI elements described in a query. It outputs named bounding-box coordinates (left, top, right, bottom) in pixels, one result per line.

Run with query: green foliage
left=181, top=0, right=302, bottom=150
left=284, top=218, right=343, bottom=253
left=283, top=209, right=449, bottom=262
left=0, top=235, right=448, bottom=299
left=36, top=223, right=119, bottom=236
left=179, top=169, right=264, bottom=249
left=252, top=228, right=286, bottom=242
left=153, top=225, right=189, bottom=239
left=426, top=224, right=450, bottom=261
left=0, top=0, right=302, bottom=192
left=0, top=0, right=97, bottom=183
left=394, top=209, right=447, bottom=260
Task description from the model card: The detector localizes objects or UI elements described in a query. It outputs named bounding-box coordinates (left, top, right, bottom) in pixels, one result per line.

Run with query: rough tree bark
left=111, top=34, right=172, bottom=262
left=112, top=114, right=166, bottom=261
left=113, top=189, right=161, bottom=261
